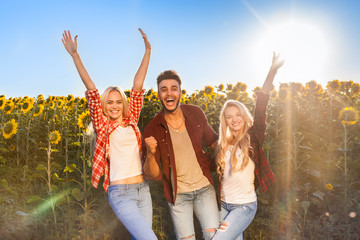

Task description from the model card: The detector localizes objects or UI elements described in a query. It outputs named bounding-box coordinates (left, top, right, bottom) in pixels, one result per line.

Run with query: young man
left=143, top=70, right=219, bottom=240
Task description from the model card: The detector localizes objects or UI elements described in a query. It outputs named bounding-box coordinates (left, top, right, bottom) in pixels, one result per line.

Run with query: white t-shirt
left=221, top=146, right=257, bottom=204
left=109, top=125, right=142, bottom=182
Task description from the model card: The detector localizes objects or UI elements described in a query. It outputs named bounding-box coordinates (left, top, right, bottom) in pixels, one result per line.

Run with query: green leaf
left=36, top=164, right=46, bottom=172
left=72, top=188, right=84, bottom=201
left=0, top=179, right=9, bottom=189
left=52, top=173, right=62, bottom=181
left=70, top=142, right=81, bottom=147
left=51, top=149, right=59, bottom=152
left=0, top=147, right=8, bottom=153
left=64, top=164, right=77, bottom=173
left=27, top=195, right=43, bottom=204
left=302, top=201, right=310, bottom=214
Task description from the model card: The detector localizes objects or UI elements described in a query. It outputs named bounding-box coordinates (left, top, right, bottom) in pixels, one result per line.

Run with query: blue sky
left=1, top=0, right=359, bottom=97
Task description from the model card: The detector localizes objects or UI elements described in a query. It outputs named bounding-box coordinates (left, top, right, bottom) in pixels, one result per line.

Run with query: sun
left=252, top=19, right=330, bottom=85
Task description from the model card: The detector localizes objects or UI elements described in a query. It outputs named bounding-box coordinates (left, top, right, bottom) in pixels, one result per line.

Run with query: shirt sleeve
left=200, top=108, right=218, bottom=147
left=252, top=92, right=270, bottom=146
left=128, top=89, right=145, bottom=123
left=85, top=89, right=106, bottom=134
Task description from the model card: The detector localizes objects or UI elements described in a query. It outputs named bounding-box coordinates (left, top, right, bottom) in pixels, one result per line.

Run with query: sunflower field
left=0, top=79, right=359, bottom=239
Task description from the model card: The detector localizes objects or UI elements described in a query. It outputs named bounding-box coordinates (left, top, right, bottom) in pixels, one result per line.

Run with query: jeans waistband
left=108, top=180, right=149, bottom=191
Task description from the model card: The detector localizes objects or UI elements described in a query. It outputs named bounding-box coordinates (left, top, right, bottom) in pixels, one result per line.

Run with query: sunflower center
left=4, top=123, right=14, bottom=134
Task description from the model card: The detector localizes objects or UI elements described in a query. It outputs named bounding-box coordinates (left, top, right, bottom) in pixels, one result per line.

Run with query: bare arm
left=261, top=52, right=284, bottom=94
left=62, top=30, right=96, bottom=91
left=133, top=28, right=151, bottom=92
left=143, top=136, right=161, bottom=180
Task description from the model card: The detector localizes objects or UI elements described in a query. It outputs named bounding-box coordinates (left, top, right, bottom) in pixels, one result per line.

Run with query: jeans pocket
left=109, top=188, right=128, bottom=205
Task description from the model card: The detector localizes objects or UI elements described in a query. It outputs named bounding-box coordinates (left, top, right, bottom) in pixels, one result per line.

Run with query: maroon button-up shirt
left=143, top=104, right=218, bottom=204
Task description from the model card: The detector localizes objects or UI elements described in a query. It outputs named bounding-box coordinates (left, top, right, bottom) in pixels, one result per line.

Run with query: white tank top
left=109, top=125, right=142, bottom=182
left=221, top=146, right=257, bottom=204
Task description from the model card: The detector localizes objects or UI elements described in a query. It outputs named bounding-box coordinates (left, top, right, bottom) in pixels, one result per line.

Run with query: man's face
left=158, top=79, right=181, bottom=113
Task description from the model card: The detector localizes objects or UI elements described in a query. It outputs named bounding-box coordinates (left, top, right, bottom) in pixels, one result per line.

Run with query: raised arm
left=260, top=52, right=284, bottom=94
left=62, top=30, right=96, bottom=91
left=132, top=28, right=151, bottom=92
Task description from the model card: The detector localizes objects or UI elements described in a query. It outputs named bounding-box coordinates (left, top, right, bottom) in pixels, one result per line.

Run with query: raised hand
left=132, top=28, right=151, bottom=92
left=139, top=28, right=151, bottom=50
left=145, top=136, right=157, bottom=156
left=62, top=30, right=78, bottom=57
left=261, top=52, right=284, bottom=94
left=270, top=51, right=284, bottom=72
left=62, top=30, right=95, bottom=90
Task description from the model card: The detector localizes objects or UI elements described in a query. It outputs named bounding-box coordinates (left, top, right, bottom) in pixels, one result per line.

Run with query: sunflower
left=217, top=83, right=224, bottom=91
left=226, top=84, right=233, bottom=91
left=57, top=99, right=65, bottom=108
left=204, top=86, right=214, bottom=96
left=279, top=84, right=291, bottom=102
left=67, top=94, right=74, bottom=102
left=351, top=83, right=360, bottom=95
left=21, top=100, right=33, bottom=114
left=10, top=144, right=15, bottom=151
left=339, top=107, right=359, bottom=126
left=4, top=101, right=15, bottom=114
left=181, top=89, right=187, bottom=96
left=2, top=119, right=18, bottom=139
left=48, top=101, right=56, bottom=109
left=327, top=80, right=340, bottom=93
left=33, top=104, right=44, bottom=117
left=0, top=98, right=5, bottom=110
left=200, top=103, right=208, bottom=111
left=146, top=88, right=154, bottom=97
left=78, top=111, right=91, bottom=129
left=78, top=98, right=86, bottom=107
left=49, top=130, right=61, bottom=145
left=325, top=184, right=333, bottom=190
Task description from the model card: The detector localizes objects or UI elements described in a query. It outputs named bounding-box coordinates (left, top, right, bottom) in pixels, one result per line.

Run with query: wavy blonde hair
left=216, top=100, right=253, bottom=182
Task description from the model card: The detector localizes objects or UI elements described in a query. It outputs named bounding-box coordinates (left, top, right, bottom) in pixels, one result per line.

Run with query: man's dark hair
left=156, top=70, right=182, bottom=86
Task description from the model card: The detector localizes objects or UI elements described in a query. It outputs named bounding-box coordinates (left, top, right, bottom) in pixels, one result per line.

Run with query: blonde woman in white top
left=212, top=53, right=283, bottom=240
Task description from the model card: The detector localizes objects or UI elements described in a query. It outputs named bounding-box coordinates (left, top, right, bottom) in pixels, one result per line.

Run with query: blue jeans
left=212, top=201, right=257, bottom=240
left=167, top=184, right=219, bottom=240
left=108, top=181, right=157, bottom=240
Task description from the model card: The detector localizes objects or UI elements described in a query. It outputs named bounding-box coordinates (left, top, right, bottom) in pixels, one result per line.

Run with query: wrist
left=71, top=51, right=80, bottom=58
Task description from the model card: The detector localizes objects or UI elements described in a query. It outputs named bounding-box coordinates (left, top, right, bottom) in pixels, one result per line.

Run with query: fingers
left=145, top=136, right=157, bottom=146
left=62, top=30, right=74, bottom=43
left=138, top=28, right=146, bottom=38
left=145, top=136, right=157, bottom=153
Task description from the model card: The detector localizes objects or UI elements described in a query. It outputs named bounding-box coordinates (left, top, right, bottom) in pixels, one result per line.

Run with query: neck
left=164, top=106, right=182, bottom=121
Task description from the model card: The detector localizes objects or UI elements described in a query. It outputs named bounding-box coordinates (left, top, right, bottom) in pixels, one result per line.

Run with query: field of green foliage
left=0, top=79, right=359, bottom=239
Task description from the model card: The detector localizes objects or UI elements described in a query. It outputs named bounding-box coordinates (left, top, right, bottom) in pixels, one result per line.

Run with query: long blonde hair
left=216, top=100, right=253, bottom=182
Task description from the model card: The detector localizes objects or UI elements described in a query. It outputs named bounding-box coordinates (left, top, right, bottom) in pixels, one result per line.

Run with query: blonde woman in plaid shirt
left=62, top=29, right=157, bottom=240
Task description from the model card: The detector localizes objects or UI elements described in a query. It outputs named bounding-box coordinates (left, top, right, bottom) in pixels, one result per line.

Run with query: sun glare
left=252, top=19, right=330, bottom=84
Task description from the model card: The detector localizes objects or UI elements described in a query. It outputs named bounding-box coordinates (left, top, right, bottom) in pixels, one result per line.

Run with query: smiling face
left=104, top=90, right=124, bottom=121
left=158, top=79, right=181, bottom=113
left=224, top=105, right=245, bottom=136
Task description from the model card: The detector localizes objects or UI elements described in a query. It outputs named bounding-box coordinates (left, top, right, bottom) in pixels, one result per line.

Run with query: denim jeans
left=167, top=184, right=219, bottom=240
left=212, top=201, right=257, bottom=240
left=108, top=181, right=157, bottom=240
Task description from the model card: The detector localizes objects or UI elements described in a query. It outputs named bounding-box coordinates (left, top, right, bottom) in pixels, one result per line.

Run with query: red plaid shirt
left=85, top=88, right=144, bottom=192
